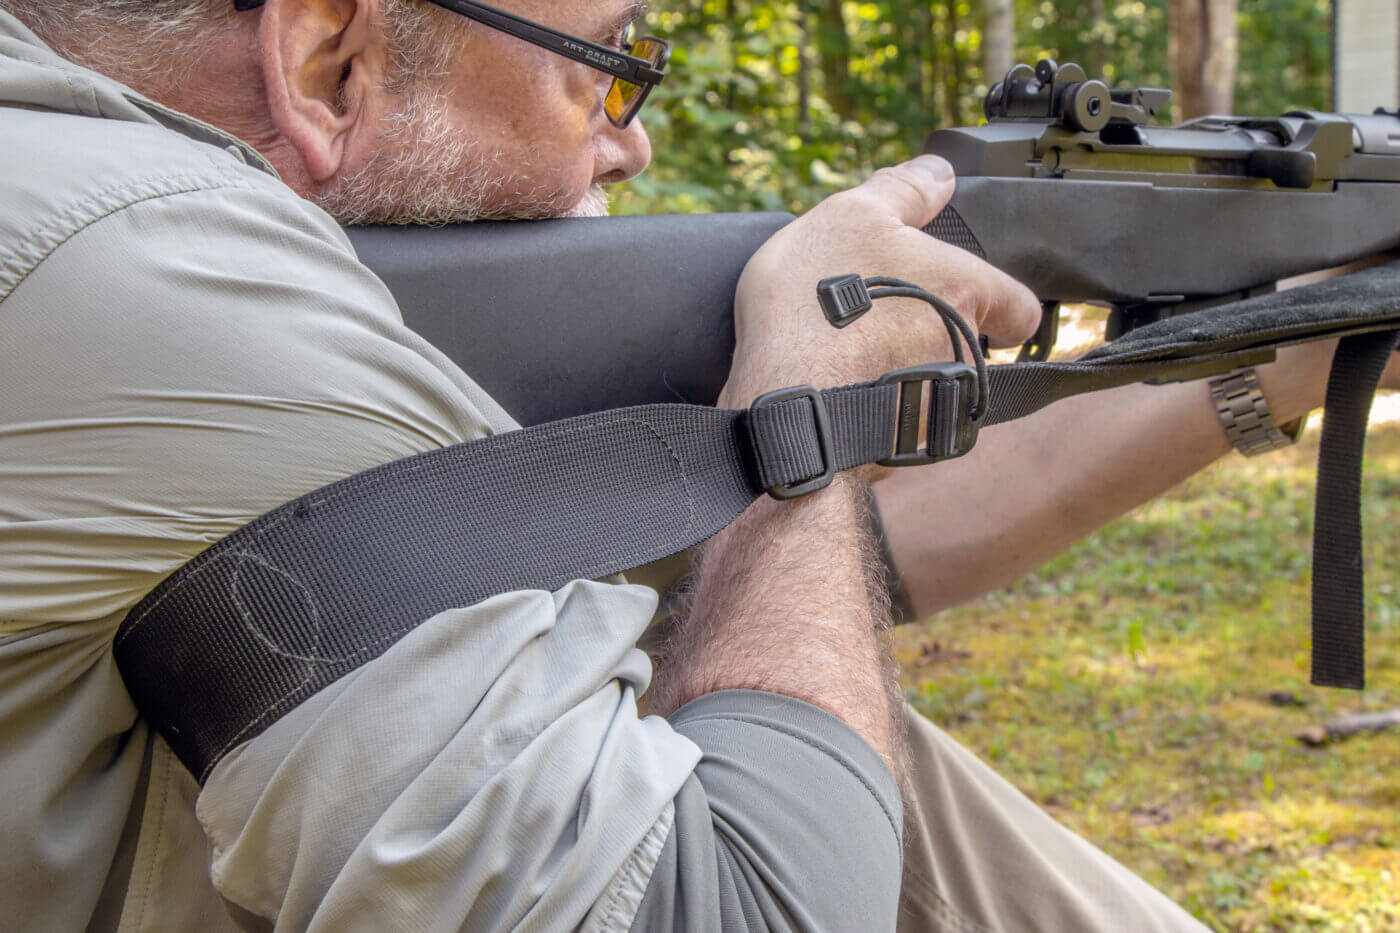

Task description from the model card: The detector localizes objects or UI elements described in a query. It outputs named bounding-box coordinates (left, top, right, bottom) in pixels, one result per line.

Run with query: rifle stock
left=348, top=212, right=790, bottom=427
left=348, top=60, right=1400, bottom=426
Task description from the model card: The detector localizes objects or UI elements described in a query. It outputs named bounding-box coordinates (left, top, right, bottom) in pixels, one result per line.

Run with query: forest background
left=615, top=2, right=1398, bottom=929
left=612, top=0, right=1332, bottom=215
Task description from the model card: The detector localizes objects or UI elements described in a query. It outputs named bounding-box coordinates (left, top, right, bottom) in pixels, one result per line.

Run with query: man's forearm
left=877, top=341, right=1337, bottom=616
left=648, top=474, right=900, bottom=769
left=644, top=155, right=1041, bottom=769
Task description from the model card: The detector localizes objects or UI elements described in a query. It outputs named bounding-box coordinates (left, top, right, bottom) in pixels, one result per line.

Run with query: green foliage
left=613, top=0, right=943, bottom=215
left=1237, top=0, right=1332, bottom=115
left=614, top=0, right=1335, bottom=217
left=1013, top=0, right=1169, bottom=90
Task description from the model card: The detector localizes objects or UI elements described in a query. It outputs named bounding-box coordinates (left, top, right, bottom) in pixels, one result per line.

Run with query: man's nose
left=592, top=116, right=652, bottom=185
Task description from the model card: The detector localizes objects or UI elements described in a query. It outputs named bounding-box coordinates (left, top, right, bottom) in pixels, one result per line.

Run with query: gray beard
left=314, top=85, right=611, bottom=225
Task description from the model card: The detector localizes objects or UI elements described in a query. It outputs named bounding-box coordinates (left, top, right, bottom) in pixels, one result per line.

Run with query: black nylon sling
left=1311, top=330, right=1400, bottom=689
left=115, top=265, right=1400, bottom=782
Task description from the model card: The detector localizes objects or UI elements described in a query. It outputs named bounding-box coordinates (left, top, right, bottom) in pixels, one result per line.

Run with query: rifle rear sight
left=985, top=59, right=1169, bottom=135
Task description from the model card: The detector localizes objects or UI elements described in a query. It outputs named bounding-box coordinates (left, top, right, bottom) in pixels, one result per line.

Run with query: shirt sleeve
left=629, top=691, right=905, bottom=933
left=0, top=174, right=510, bottom=626
left=0, top=179, right=701, bottom=929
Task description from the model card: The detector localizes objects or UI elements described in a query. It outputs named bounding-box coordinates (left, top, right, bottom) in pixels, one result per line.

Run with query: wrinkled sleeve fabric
left=629, top=691, right=904, bottom=933
left=200, top=579, right=701, bottom=932
left=1, top=173, right=701, bottom=930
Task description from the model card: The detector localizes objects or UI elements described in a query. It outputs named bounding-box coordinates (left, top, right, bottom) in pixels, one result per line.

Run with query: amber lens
left=604, top=37, right=669, bottom=127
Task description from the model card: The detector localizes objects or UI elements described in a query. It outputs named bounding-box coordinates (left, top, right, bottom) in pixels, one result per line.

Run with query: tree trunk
left=818, top=0, right=853, bottom=120
left=797, top=0, right=812, bottom=136
left=944, top=0, right=966, bottom=123
left=983, top=0, right=1014, bottom=90
left=917, top=1, right=934, bottom=123
left=722, top=0, right=737, bottom=111
left=1168, top=0, right=1239, bottom=119
left=930, top=1, right=946, bottom=122
left=1089, top=0, right=1106, bottom=78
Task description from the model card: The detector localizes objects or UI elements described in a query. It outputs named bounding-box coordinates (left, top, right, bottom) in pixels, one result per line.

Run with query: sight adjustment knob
left=1061, top=79, right=1112, bottom=132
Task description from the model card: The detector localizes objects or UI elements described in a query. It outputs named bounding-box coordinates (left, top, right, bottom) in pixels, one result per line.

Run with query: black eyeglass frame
left=233, top=0, right=669, bottom=128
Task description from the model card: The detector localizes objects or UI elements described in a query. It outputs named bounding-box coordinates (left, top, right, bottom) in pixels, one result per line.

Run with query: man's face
left=316, top=0, right=653, bottom=224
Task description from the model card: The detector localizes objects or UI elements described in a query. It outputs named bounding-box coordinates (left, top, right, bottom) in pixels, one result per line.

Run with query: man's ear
left=256, top=0, right=383, bottom=182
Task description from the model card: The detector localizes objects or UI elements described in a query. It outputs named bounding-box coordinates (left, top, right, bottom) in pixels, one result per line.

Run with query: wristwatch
left=1209, top=368, right=1305, bottom=457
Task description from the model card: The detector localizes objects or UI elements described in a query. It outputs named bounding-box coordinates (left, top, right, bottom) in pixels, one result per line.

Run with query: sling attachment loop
left=864, top=277, right=990, bottom=420
left=1310, top=328, right=1400, bottom=689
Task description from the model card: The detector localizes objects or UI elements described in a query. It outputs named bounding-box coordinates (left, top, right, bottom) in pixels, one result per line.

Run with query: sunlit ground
left=896, top=342, right=1400, bottom=930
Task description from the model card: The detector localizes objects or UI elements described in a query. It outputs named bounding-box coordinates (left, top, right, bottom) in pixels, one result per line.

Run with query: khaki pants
left=897, top=704, right=1207, bottom=932
left=630, top=556, right=1207, bottom=932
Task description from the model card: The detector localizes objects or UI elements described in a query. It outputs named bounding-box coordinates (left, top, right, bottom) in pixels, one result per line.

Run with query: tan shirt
left=0, top=13, right=697, bottom=930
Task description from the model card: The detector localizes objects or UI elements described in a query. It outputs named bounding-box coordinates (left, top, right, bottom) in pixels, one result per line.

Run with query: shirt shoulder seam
left=0, top=164, right=262, bottom=304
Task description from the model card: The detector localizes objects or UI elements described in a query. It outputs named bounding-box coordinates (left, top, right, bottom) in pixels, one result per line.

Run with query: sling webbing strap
left=114, top=385, right=901, bottom=782
left=115, top=275, right=1400, bottom=782
left=1311, top=330, right=1400, bottom=689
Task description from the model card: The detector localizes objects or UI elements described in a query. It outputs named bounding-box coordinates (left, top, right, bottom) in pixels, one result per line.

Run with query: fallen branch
left=1295, top=709, right=1400, bottom=746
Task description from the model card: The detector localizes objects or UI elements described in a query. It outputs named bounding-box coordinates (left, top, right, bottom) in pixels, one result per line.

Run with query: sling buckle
left=877, top=362, right=980, bottom=466
left=751, top=385, right=837, bottom=500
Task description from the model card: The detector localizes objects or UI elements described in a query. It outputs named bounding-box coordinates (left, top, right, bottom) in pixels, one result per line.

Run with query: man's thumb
left=857, top=156, right=956, bottom=228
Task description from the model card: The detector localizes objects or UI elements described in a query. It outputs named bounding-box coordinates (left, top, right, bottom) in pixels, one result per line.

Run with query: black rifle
left=347, top=59, right=1400, bottom=427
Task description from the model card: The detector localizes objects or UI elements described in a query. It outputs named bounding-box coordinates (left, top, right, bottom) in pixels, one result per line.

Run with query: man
left=0, top=0, right=1370, bottom=929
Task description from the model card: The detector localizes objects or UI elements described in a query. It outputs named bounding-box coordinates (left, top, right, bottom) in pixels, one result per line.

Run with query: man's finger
left=851, top=156, right=956, bottom=229
left=971, top=263, right=1042, bottom=348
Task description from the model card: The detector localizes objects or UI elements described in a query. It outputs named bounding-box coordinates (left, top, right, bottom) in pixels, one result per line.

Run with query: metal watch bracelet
left=1208, top=367, right=1305, bottom=457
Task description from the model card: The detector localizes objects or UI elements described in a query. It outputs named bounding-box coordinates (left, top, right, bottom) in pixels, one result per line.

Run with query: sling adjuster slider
left=751, top=385, right=836, bottom=500
left=817, top=274, right=873, bottom=328
left=877, top=362, right=980, bottom=466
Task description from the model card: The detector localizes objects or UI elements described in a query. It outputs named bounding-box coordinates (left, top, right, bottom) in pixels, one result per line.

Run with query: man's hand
left=718, top=155, right=1040, bottom=410
left=651, top=158, right=1038, bottom=770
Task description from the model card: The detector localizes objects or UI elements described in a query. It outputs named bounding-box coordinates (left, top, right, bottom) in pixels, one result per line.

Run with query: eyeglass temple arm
left=232, top=0, right=664, bottom=84
left=424, top=0, right=665, bottom=85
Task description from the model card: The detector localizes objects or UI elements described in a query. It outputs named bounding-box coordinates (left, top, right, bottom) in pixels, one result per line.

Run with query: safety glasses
left=234, top=0, right=669, bottom=129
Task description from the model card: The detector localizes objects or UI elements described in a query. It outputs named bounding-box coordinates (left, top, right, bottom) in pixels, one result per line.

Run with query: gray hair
left=1, top=0, right=460, bottom=96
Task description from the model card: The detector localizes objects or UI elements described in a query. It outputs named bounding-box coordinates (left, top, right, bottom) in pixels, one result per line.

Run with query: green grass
left=895, top=418, right=1400, bottom=932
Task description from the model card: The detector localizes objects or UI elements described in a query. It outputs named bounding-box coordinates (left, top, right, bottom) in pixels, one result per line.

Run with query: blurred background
left=615, top=0, right=1398, bottom=215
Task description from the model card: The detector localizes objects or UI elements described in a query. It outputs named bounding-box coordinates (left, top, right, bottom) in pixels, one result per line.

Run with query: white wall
left=1335, top=0, right=1400, bottom=111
